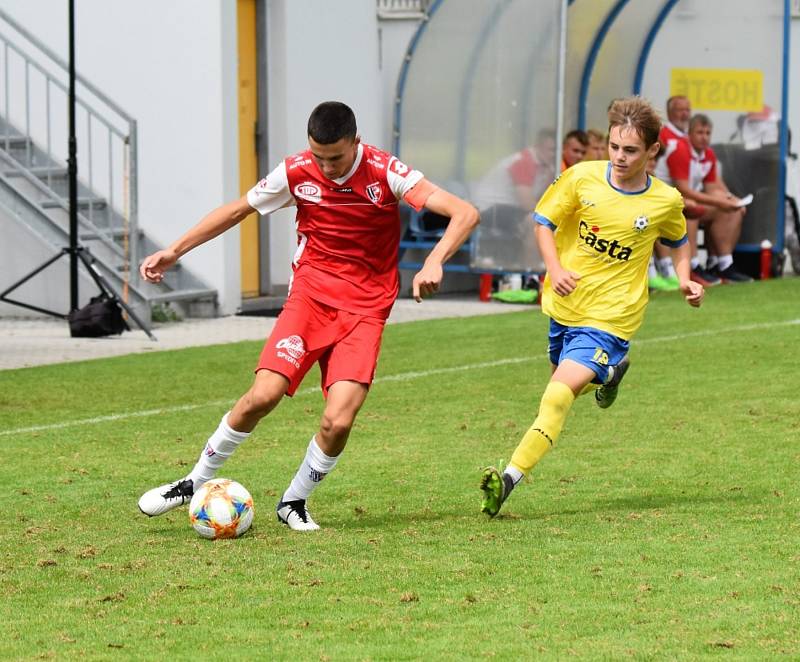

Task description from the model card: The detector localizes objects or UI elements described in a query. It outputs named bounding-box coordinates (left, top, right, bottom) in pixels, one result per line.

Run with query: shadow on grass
left=335, top=489, right=753, bottom=530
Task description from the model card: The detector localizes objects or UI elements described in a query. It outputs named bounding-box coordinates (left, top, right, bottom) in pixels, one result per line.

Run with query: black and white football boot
left=138, top=479, right=194, bottom=517
left=276, top=499, right=320, bottom=531
left=595, top=355, right=631, bottom=409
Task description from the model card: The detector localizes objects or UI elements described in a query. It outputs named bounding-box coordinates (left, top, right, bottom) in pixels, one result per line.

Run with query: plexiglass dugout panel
left=396, top=0, right=563, bottom=272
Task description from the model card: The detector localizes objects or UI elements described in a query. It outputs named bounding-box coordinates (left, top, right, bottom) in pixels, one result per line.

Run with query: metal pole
left=68, top=0, right=78, bottom=312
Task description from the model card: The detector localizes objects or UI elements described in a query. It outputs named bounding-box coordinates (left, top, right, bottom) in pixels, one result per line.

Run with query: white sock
left=657, top=257, right=677, bottom=278
left=691, top=256, right=700, bottom=270
left=504, top=465, right=524, bottom=486
left=707, top=255, right=719, bottom=270
left=648, top=258, right=658, bottom=279
left=718, top=254, right=733, bottom=271
left=186, top=412, right=250, bottom=490
left=282, top=436, right=340, bottom=503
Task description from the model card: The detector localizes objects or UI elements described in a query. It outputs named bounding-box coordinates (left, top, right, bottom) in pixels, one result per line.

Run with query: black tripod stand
left=0, top=244, right=155, bottom=341
left=0, top=0, right=155, bottom=341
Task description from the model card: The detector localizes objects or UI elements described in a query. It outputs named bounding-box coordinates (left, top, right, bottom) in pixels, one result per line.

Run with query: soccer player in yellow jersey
left=480, top=97, right=705, bottom=517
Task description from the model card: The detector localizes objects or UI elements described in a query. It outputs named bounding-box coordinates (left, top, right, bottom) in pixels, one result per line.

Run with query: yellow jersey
left=533, top=161, right=687, bottom=340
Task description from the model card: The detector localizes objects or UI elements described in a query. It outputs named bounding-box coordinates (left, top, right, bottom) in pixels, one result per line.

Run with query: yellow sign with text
left=670, top=68, right=763, bottom=112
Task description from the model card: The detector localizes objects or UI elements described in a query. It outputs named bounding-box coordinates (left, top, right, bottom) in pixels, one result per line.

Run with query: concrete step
left=147, top=288, right=217, bottom=304
left=42, top=196, right=107, bottom=211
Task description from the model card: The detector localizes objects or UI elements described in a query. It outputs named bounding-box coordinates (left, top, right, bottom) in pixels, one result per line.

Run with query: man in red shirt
left=138, top=101, right=479, bottom=530
left=650, top=95, right=693, bottom=289
left=663, top=113, right=751, bottom=283
left=654, top=95, right=691, bottom=182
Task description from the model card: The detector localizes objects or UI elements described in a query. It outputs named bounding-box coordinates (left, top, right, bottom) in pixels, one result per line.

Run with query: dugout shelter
left=395, top=0, right=792, bottom=276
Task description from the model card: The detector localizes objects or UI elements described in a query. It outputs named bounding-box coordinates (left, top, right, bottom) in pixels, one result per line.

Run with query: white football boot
left=138, top=479, right=194, bottom=517
left=276, top=499, right=320, bottom=531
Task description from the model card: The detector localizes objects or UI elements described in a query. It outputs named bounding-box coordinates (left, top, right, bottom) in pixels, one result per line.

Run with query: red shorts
left=256, top=293, right=385, bottom=397
left=684, top=203, right=708, bottom=220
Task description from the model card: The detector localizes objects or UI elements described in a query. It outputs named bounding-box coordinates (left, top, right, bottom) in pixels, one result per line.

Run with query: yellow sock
left=509, top=381, right=575, bottom=475
left=579, top=382, right=599, bottom=397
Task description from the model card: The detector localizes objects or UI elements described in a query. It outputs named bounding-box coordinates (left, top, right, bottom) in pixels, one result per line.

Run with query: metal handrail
left=0, top=148, right=126, bottom=261
left=0, top=8, right=139, bottom=272
left=0, top=8, right=133, bottom=123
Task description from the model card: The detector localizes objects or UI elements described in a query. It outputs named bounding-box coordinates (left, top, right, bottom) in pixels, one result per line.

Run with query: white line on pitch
left=3, top=317, right=798, bottom=437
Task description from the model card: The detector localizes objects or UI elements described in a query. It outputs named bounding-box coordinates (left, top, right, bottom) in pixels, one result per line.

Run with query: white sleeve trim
left=246, top=162, right=295, bottom=215
left=386, top=156, right=424, bottom=200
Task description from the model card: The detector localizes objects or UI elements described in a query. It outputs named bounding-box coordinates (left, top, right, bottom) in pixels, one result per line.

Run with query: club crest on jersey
left=276, top=335, right=305, bottom=368
left=366, top=182, right=383, bottom=204
left=294, top=181, right=322, bottom=203
left=633, top=215, right=649, bottom=232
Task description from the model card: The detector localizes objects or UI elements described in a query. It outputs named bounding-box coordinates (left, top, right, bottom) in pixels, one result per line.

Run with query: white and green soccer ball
left=189, top=478, right=254, bottom=539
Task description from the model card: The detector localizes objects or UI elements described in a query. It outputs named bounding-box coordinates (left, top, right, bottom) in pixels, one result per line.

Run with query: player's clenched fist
left=412, top=262, right=443, bottom=302
left=140, top=249, right=178, bottom=283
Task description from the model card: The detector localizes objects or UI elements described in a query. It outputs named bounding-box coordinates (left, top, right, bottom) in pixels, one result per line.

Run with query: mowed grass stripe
left=3, top=316, right=798, bottom=438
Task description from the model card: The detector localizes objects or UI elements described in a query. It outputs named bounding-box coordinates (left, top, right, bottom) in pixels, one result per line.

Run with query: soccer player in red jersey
left=138, top=101, right=479, bottom=530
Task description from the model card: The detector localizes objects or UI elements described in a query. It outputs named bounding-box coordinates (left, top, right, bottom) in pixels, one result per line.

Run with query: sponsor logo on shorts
left=294, top=181, right=322, bottom=203
left=276, top=335, right=306, bottom=368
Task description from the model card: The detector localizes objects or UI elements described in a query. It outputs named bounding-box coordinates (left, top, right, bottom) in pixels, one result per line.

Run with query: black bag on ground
left=68, top=294, right=129, bottom=338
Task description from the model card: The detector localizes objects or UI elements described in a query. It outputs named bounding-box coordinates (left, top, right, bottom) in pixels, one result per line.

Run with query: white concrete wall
left=639, top=0, right=788, bottom=143
left=0, top=0, right=241, bottom=314
left=790, top=16, right=800, bottom=152
left=263, top=0, right=384, bottom=288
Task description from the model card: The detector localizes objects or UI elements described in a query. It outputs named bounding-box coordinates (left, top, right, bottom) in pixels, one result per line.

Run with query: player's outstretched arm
left=411, top=187, right=479, bottom=302
left=140, top=195, right=255, bottom=283
left=670, top=241, right=704, bottom=307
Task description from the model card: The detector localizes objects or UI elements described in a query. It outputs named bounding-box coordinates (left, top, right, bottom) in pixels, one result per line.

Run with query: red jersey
left=664, top=140, right=717, bottom=192
left=247, top=143, right=426, bottom=319
left=654, top=121, right=687, bottom=184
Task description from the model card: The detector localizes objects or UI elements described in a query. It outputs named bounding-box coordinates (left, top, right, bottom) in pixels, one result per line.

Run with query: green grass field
left=2, top=278, right=799, bottom=660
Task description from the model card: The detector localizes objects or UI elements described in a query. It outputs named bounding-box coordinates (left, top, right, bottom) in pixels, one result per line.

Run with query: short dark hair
left=307, top=101, right=357, bottom=144
left=564, top=129, right=589, bottom=146
left=689, top=113, right=712, bottom=131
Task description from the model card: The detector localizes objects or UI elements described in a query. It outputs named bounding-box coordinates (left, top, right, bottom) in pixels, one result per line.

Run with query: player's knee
left=242, top=382, right=284, bottom=418
left=319, top=410, right=354, bottom=442
left=540, top=381, right=575, bottom=418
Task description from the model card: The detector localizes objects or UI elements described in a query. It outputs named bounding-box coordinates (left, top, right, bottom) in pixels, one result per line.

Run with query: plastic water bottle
left=760, top=239, right=772, bottom=280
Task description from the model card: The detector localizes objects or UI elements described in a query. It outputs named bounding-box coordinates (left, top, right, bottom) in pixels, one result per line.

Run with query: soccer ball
left=188, top=478, right=254, bottom=539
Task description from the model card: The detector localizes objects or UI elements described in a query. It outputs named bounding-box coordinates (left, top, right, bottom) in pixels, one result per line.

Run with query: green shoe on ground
left=649, top=275, right=679, bottom=291
left=480, top=466, right=514, bottom=517
left=595, top=355, right=631, bottom=409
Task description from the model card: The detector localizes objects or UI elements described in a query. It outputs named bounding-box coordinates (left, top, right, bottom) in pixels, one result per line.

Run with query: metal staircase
left=0, top=9, right=216, bottom=320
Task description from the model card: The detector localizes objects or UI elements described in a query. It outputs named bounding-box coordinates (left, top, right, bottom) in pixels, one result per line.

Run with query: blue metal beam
left=632, top=0, right=679, bottom=95
left=392, top=0, right=445, bottom=157
left=577, top=0, right=630, bottom=130
left=776, top=0, right=791, bottom=252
